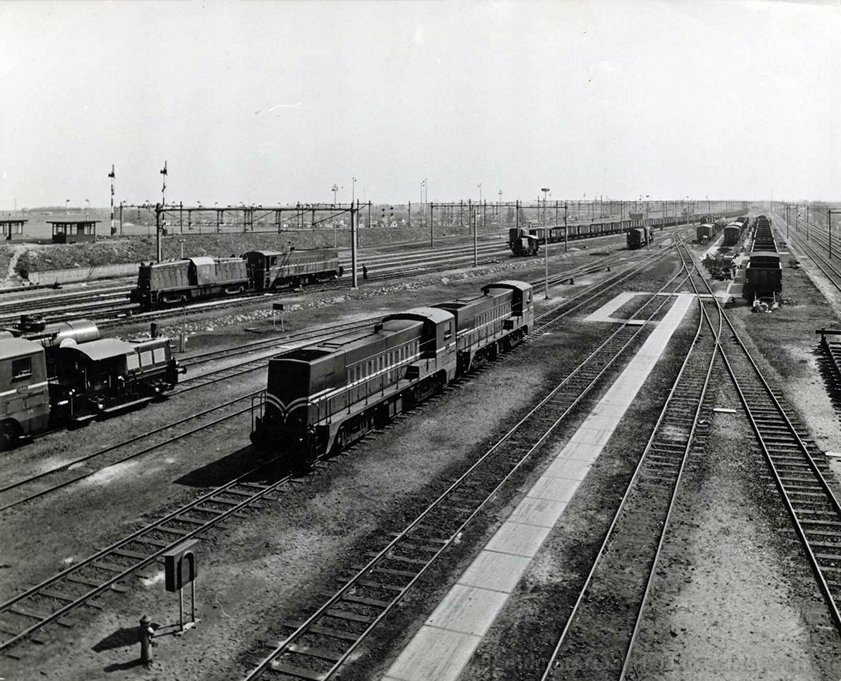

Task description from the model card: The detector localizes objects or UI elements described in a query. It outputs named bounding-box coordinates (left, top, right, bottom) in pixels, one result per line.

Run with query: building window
left=12, top=357, right=32, bottom=380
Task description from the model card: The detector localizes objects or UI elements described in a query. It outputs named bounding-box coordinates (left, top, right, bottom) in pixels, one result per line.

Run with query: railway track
left=0, top=457, right=296, bottom=656
left=715, top=315, right=841, bottom=636
left=0, top=248, right=671, bottom=515
left=0, top=244, right=684, bottom=659
left=776, top=212, right=841, bottom=295
left=543, top=238, right=841, bottom=680
left=238, top=265, right=691, bottom=681
left=6, top=225, right=682, bottom=327
left=539, top=243, right=720, bottom=680
left=0, top=394, right=256, bottom=513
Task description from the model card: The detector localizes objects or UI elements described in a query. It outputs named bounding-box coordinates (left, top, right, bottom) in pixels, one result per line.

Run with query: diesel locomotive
left=0, top=318, right=182, bottom=449
left=131, top=248, right=343, bottom=310
left=250, top=280, right=534, bottom=468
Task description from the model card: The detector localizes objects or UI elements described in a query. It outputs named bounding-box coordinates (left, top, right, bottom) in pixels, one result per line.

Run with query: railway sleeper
left=284, top=621, right=359, bottom=642
left=65, top=575, right=127, bottom=592
left=343, top=579, right=404, bottom=594
left=39, top=589, right=103, bottom=609
left=267, top=660, right=328, bottom=680
left=324, top=608, right=376, bottom=625
left=286, top=642, right=344, bottom=662
left=367, top=551, right=428, bottom=567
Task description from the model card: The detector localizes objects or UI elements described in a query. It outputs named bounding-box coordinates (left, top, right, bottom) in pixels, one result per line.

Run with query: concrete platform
left=382, top=293, right=695, bottom=681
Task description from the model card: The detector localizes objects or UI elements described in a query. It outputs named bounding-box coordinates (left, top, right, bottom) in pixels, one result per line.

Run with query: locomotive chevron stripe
left=265, top=393, right=309, bottom=421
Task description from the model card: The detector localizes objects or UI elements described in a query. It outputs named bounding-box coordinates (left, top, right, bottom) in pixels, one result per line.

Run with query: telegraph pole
left=471, top=200, right=477, bottom=267
left=160, top=161, right=168, bottom=207
left=541, top=187, right=551, bottom=300
left=351, top=200, right=359, bottom=288
left=564, top=202, right=568, bottom=251
left=108, top=164, right=116, bottom=235
left=155, top=205, right=163, bottom=263
left=829, top=209, right=840, bottom=260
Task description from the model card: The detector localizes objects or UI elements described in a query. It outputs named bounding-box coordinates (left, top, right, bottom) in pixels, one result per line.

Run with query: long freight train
left=250, top=280, right=533, bottom=468
left=508, top=209, right=747, bottom=256
left=0, top=318, right=182, bottom=449
left=743, top=215, right=782, bottom=303
left=131, top=248, right=343, bottom=310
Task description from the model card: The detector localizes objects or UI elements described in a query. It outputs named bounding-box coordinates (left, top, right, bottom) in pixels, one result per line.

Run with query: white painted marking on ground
left=83, top=459, right=140, bottom=485
left=140, top=570, right=165, bottom=587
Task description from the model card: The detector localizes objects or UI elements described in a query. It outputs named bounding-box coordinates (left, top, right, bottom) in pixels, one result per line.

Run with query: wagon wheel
left=0, top=423, right=16, bottom=452
left=333, top=429, right=346, bottom=455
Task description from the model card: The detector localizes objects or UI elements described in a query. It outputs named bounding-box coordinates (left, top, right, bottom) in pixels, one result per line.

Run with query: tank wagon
left=250, top=281, right=533, bottom=468
left=131, top=248, right=343, bottom=310
left=0, top=319, right=182, bottom=449
left=626, top=226, right=652, bottom=250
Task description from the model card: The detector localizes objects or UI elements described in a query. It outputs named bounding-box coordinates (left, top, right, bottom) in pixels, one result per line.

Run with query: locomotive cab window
left=126, top=354, right=140, bottom=372
left=12, top=357, right=32, bottom=380
left=444, top=322, right=453, bottom=340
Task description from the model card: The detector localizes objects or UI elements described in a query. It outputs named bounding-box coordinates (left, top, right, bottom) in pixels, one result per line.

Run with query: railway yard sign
left=273, top=302, right=286, bottom=330
left=163, top=539, right=199, bottom=632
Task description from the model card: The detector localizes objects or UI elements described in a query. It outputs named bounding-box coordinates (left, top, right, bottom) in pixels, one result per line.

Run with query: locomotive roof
left=189, top=256, right=216, bottom=267
left=748, top=250, right=781, bottom=258
left=484, top=280, right=531, bottom=293
left=245, top=250, right=284, bottom=257
left=60, top=338, right=136, bottom=362
left=0, top=337, right=42, bottom=359
left=383, top=306, right=454, bottom=325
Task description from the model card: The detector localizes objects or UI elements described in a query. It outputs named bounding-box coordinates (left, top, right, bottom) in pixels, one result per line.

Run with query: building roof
left=0, top=219, right=27, bottom=225
left=61, top=338, right=135, bottom=362
left=46, top=219, right=100, bottom=225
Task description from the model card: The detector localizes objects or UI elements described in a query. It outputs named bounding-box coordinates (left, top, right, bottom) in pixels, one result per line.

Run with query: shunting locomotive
left=0, top=318, right=182, bottom=449
left=131, top=248, right=343, bottom=310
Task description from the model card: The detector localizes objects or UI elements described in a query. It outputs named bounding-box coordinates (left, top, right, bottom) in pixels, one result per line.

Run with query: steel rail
left=0, top=455, right=297, bottom=652
left=242, top=263, right=690, bottom=681
left=614, top=243, right=723, bottom=678
left=539, top=242, right=719, bottom=681
left=621, top=238, right=841, bottom=674
left=0, top=399, right=256, bottom=513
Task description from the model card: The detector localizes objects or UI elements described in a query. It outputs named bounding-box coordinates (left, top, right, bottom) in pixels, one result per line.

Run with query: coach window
left=12, top=357, right=32, bottom=380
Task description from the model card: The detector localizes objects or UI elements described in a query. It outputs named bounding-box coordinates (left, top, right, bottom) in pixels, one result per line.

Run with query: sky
left=0, top=0, right=839, bottom=209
